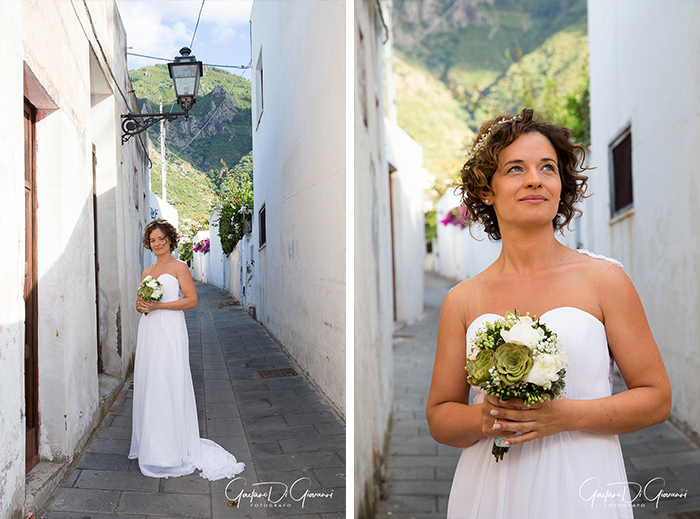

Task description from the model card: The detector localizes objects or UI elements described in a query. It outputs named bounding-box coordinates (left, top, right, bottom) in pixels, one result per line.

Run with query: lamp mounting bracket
left=121, top=112, right=187, bottom=144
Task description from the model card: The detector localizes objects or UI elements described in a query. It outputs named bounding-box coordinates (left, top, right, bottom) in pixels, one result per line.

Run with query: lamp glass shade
left=170, top=64, right=200, bottom=97
left=168, top=48, right=203, bottom=110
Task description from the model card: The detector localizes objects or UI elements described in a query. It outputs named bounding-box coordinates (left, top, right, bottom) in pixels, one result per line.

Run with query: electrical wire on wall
left=70, top=0, right=151, bottom=162
left=375, top=0, right=389, bottom=44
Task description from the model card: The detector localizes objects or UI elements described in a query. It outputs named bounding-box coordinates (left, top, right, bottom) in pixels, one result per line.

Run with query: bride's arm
left=492, top=264, right=672, bottom=446
left=137, top=262, right=198, bottom=312
left=426, top=290, right=502, bottom=448
left=573, top=263, right=671, bottom=432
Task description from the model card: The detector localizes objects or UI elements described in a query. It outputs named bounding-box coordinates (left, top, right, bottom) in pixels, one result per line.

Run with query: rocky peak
left=211, top=84, right=227, bottom=97
left=393, top=0, right=489, bottom=47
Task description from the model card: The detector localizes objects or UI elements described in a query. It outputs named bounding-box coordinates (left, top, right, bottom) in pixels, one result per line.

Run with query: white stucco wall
left=188, top=211, right=253, bottom=308
left=433, top=190, right=502, bottom=281
left=191, top=230, right=211, bottom=283
left=147, top=192, right=178, bottom=228
left=226, top=233, right=255, bottom=306
left=250, top=1, right=346, bottom=416
left=145, top=192, right=178, bottom=270
left=228, top=242, right=243, bottom=301
left=587, top=0, right=700, bottom=442
left=0, top=1, right=149, bottom=516
left=206, top=210, right=226, bottom=290
left=354, top=1, right=395, bottom=516
left=234, top=233, right=256, bottom=308
left=0, top=1, right=28, bottom=515
left=384, top=118, right=425, bottom=324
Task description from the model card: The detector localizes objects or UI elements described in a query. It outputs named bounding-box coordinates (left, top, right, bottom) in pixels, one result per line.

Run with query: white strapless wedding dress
left=447, top=307, right=633, bottom=519
left=129, top=273, right=245, bottom=480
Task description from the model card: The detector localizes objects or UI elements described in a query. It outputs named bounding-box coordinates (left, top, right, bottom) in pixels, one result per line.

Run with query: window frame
left=258, top=203, right=266, bottom=249
left=608, top=125, right=634, bottom=217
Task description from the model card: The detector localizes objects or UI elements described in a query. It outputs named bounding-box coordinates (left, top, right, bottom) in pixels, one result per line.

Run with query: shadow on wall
left=4, top=189, right=141, bottom=517
left=33, top=190, right=137, bottom=460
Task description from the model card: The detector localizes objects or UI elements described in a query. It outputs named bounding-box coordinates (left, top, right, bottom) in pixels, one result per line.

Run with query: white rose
left=147, top=279, right=157, bottom=289
left=467, top=346, right=481, bottom=362
left=518, top=315, right=534, bottom=325
left=523, top=353, right=569, bottom=389
left=500, top=322, right=545, bottom=348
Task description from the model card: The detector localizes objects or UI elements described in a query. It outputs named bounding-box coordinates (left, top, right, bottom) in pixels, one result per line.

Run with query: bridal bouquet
left=137, top=276, right=163, bottom=315
left=465, top=311, right=568, bottom=461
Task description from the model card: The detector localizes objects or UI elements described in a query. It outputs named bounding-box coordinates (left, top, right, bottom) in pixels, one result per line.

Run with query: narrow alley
left=37, top=283, right=346, bottom=518
left=376, top=273, right=700, bottom=519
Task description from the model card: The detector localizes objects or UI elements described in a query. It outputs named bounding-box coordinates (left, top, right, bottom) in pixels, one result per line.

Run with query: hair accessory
left=465, top=113, right=524, bottom=165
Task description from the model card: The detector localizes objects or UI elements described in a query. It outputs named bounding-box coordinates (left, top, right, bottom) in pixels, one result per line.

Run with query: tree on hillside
left=478, top=47, right=590, bottom=145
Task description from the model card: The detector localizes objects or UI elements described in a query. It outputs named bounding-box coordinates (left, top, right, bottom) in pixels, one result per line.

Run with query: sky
left=115, top=0, right=254, bottom=79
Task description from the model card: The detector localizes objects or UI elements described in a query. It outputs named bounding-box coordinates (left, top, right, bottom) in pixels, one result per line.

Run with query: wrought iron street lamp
left=121, top=47, right=203, bottom=144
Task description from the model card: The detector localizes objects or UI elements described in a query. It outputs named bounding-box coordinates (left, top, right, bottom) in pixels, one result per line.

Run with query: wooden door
left=24, top=99, right=39, bottom=473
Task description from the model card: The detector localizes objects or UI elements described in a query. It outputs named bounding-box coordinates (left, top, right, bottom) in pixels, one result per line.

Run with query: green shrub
left=216, top=158, right=253, bottom=256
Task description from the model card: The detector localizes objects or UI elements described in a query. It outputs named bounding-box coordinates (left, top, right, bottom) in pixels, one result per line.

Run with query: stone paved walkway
left=376, top=273, right=700, bottom=519
left=38, top=283, right=345, bottom=519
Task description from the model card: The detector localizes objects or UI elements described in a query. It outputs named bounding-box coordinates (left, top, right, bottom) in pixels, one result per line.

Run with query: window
left=610, top=127, right=633, bottom=215
left=259, top=204, right=266, bottom=248
left=254, top=48, right=264, bottom=130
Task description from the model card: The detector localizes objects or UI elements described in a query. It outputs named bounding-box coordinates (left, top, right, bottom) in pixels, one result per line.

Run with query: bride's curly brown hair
left=457, top=108, right=589, bottom=241
left=142, top=219, right=178, bottom=252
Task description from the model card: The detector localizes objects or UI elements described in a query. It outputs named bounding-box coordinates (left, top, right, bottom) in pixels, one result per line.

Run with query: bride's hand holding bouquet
left=481, top=393, right=572, bottom=450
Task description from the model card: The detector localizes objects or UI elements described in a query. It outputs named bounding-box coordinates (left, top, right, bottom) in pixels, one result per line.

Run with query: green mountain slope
left=148, top=140, right=217, bottom=221
left=471, top=26, right=588, bottom=123
left=129, top=65, right=253, bottom=222
left=392, top=0, right=588, bottom=188
left=394, top=53, right=473, bottom=180
left=394, top=0, right=586, bottom=92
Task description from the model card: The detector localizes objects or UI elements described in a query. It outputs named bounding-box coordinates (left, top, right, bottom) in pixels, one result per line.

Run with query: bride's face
left=485, top=132, right=562, bottom=231
left=149, top=228, right=171, bottom=255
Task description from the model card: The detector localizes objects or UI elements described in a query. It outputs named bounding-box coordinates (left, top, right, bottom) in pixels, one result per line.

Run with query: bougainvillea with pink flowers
left=440, top=206, right=470, bottom=229
left=193, top=238, right=210, bottom=255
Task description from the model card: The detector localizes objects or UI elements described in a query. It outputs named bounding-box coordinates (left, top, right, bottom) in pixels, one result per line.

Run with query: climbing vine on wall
left=216, top=159, right=254, bottom=256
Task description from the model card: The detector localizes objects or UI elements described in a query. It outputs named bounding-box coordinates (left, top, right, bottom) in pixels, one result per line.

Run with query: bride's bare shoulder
left=172, top=259, right=193, bottom=277
left=441, top=268, right=497, bottom=325
left=140, top=266, right=153, bottom=281
left=446, top=268, right=494, bottom=297
left=562, top=249, right=628, bottom=305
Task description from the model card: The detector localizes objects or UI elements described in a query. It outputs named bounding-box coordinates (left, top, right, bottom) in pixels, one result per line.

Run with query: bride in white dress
left=130, top=219, right=245, bottom=480
left=427, top=109, right=671, bottom=518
